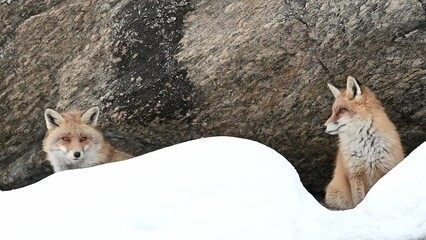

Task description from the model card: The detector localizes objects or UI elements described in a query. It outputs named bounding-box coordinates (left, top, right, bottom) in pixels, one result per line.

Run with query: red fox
left=43, top=106, right=133, bottom=172
left=324, top=76, right=404, bottom=210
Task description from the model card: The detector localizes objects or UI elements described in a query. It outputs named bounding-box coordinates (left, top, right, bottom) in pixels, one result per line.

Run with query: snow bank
left=299, top=140, right=426, bottom=240
left=0, top=137, right=425, bottom=240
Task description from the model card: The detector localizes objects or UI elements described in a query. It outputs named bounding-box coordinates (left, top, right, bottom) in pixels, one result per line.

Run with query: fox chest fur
left=338, top=118, right=399, bottom=189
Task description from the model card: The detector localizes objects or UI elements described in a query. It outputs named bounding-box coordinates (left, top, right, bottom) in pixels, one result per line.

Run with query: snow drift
left=0, top=136, right=424, bottom=239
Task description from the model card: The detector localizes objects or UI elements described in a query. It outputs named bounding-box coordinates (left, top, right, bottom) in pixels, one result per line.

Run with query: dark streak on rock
left=106, top=0, right=193, bottom=125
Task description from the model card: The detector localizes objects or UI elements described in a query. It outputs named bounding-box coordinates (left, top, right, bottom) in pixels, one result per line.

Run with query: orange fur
left=324, top=77, right=404, bottom=210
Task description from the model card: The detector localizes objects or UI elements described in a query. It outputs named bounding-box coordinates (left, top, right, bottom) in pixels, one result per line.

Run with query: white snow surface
left=0, top=136, right=425, bottom=239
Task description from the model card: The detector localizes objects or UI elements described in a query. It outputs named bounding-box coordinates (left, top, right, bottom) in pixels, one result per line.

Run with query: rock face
left=0, top=0, right=425, bottom=195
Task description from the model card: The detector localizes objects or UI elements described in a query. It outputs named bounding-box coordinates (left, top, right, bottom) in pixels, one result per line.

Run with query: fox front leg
left=348, top=175, right=367, bottom=207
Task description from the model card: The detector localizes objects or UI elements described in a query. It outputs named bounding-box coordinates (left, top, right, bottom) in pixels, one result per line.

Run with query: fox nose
left=73, top=152, right=81, bottom=158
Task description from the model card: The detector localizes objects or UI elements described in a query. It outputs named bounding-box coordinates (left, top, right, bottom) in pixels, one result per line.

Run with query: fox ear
left=327, top=83, right=341, bottom=98
left=81, top=106, right=100, bottom=126
left=346, top=76, right=362, bottom=100
left=44, top=109, right=64, bottom=129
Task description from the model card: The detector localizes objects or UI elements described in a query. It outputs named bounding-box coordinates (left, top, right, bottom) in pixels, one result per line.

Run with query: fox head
left=43, top=106, right=104, bottom=169
left=324, top=76, right=380, bottom=135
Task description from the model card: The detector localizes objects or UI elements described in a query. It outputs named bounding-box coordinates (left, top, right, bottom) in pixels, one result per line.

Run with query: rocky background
left=0, top=0, right=425, bottom=198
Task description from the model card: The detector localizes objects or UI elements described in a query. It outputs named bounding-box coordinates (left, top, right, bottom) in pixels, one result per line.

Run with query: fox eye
left=80, top=137, right=88, bottom=142
left=62, top=137, right=70, bottom=142
left=338, top=108, right=348, bottom=114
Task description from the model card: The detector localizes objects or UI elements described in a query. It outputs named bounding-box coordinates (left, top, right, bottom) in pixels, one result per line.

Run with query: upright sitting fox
left=43, top=106, right=133, bottom=172
left=324, top=76, right=404, bottom=210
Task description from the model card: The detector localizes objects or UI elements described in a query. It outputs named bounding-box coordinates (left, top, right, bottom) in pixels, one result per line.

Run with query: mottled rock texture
left=0, top=0, right=425, bottom=196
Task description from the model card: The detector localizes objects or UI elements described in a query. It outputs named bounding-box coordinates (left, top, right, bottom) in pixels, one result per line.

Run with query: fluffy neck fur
left=338, top=93, right=403, bottom=169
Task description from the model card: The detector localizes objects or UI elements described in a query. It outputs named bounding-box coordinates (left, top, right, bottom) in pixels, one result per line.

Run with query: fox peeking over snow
left=43, top=106, right=133, bottom=172
left=324, top=76, right=404, bottom=210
